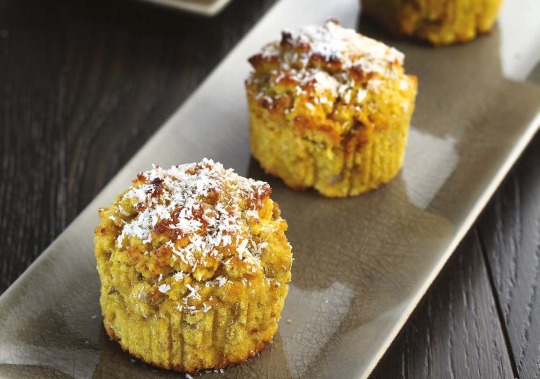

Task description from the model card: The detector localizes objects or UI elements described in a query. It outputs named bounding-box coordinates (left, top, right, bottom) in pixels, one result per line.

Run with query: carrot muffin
left=246, top=20, right=417, bottom=197
left=94, top=159, right=292, bottom=373
left=362, top=0, right=503, bottom=45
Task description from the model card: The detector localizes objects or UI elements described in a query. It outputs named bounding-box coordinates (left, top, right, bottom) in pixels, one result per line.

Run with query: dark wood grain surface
left=1, top=0, right=539, bottom=378
left=478, top=136, right=540, bottom=379
left=372, top=231, right=515, bottom=378
left=373, top=135, right=540, bottom=378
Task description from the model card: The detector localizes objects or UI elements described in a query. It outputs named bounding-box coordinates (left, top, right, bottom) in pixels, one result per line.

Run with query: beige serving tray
left=1, top=0, right=539, bottom=378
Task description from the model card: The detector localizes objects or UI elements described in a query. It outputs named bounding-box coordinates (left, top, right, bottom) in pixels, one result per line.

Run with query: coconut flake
left=158, top=284, right=170, bottom=294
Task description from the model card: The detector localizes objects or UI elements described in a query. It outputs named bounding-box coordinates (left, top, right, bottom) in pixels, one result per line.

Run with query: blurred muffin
left=246, top=20, right=417, bottom=197
left=94, top=159, right=292, bottom=373
left=362, top=0, right=503, bottom=45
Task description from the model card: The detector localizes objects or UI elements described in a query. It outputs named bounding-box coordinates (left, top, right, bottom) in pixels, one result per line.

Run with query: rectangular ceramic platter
left=1, top=0, right=539, bottom=378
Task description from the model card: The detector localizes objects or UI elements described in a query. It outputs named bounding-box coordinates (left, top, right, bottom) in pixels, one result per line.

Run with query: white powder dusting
left=249, top=20, right=406, bottom=113
left=356, top=88, right=367, bottom=103
left=173, top=271, right=186, bottom=281
left=116, top=159, right=269, bottom=267
left=205, top=275, right=229, bottom=288
left=115, top=159, right=274, bottom=315
left=282, top=20, right=403, bottom=72
left=158, top=284, right=170, bottom=294
left=186, top=283, right=202, bottom=300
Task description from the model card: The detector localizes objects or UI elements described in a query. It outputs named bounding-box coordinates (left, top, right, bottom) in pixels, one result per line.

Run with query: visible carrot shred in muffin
left=246, top=20, right=417, bottom=197
left=94, top=159, right=292, bottom=373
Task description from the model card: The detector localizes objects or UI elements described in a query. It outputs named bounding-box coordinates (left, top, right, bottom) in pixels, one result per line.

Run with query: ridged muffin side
left=94, top=159, right=292, bottom=373
left=246, top=20, right=417, bottom=197
left=362, top=0, right=503, bottom=45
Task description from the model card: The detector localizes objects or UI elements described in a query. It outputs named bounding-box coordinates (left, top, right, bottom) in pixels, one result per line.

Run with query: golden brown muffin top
left=246, top=20, right=414, bottom=139
left=248, top=19, right=406, bottom=92
left=114, top=158, right=270, bottom=267
left=251, top=19, right=403, bottom=71
left=96, top=159, right=291, bottom=316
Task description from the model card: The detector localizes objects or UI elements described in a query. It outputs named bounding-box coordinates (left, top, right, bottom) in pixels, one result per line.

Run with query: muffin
left=94, top=159, right=292, bottom=373
left=362, top=0, right=503, bottom=45
left=246, top=20, right=417, bottom=198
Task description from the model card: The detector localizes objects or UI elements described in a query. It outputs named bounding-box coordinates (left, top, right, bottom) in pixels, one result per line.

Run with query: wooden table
left=1, top=0, right=538, bottom=377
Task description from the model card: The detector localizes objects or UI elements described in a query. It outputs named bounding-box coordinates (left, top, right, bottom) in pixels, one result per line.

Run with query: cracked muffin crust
left=94, top=159, right=292, bottom=373
left=246, top=20, right=417, bottom=197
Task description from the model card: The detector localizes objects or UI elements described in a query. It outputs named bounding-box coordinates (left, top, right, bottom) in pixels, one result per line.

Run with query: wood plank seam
left=475, top=227, right=520, bottom=378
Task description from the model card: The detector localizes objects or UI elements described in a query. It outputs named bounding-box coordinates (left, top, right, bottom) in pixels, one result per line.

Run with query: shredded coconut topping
left=114, top=159, right=274, bottom=314
left=158, top=284, right=170, bottom=294
left=276, top=20, right=403, bottom=72
left=248, top=20, right=406, bottom=112
left=116, top=159, right=270, bottom=266
left=205, top=275, right=229, bottom=288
